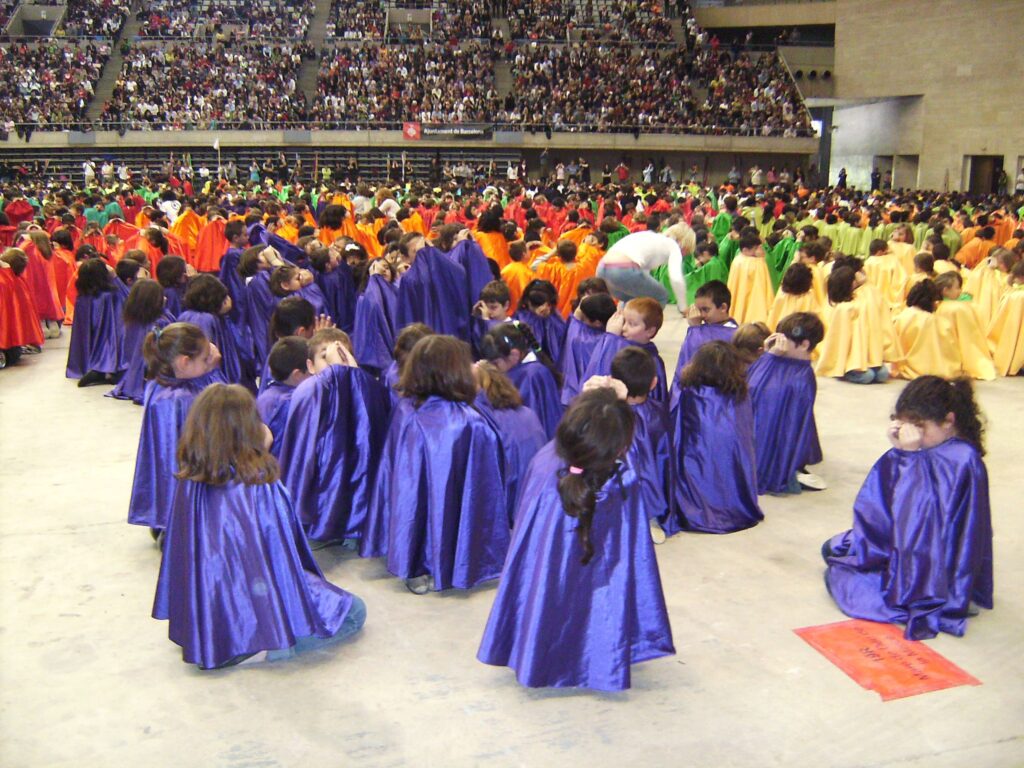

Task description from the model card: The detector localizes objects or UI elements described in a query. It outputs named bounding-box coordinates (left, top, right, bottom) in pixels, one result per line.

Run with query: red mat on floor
left=794, top=620, right=981, bottom=701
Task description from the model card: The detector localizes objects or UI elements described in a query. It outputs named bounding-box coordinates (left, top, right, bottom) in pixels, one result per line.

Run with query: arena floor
left=1, top=312, right=1022, bottom=767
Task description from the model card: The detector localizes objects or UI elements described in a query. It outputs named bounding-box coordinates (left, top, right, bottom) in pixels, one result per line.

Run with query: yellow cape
left=891, top=307, right=961, bottom=380
left=727, top=255, right=774, bottom=324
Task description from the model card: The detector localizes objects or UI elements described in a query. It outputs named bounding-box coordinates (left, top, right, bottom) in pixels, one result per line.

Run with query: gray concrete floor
left=1, top=313, right=1022, bottom=767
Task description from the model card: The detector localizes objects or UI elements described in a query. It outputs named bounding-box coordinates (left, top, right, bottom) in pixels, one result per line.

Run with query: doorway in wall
left=871, top=155, right=893, bottom=191
left=966, top=155, right=1004, bottom=194
left=894, top=155, right=919, bottom=191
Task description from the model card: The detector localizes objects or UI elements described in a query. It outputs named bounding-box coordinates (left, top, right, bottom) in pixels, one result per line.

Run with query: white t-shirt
left=602, top=231, right=687, bottom=307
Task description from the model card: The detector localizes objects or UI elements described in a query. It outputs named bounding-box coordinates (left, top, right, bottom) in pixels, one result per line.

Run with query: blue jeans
left=267, top=595, right=367, bottom=661
left=842, top=366, right=889, bottom=384
left=597, top=263, right=669, bottom=305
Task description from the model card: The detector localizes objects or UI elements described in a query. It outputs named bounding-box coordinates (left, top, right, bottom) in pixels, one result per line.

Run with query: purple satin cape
left=397, top=246, right=470, bottom=341
left=559, top=317, right=607, bottom=405
left=163, top=285, right=185, bottom=319
left=352, top=274, right=398, bottom=374
left=279, top=365, right=392, bottom=542
left=747, top=354, right=822, bottom=494
left=107, top=312, right=175, bottom=403
left=478, top=443, right=675, bottom=691
left=474, top=390, right=548, bottom=518
left=315, top=263, right=356, bottom=333
left=360, top=396, right=511, bottom=591
left=242, top=271, right=280, bottom=367
left=630, top=399, right=675, bottom=533
left=65, top=290, right=127, bottom=379
left=512, top=309, right=568, bottom=368
left=218, top=247, right=246, bottom=325
left=671, top=385, right=763, bottom=533
left=256, top=379, right=295, bottom=458
left=445, top=239, right=494, bottom=316
left=582, top=334, right=668, bottom=404
left=824, top=438, right=993, bottom=640
left=127, top=370, right=225, bottom=529
left=153, top=479, right=356, bottom=669
left=297, top=282, right=328, bottom=319
left=507, top=360, right=564, bottom=439
left=177, top=309, right=256, bottom=392
left=669, top=321, right=739, bottom=411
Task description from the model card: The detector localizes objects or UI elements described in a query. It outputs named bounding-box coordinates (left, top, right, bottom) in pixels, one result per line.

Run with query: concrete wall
left=833, top=0, right=1024, bottom=190
left=829, top=97, right=923, bottom=188
left=694, top=2, right=836, bottom=28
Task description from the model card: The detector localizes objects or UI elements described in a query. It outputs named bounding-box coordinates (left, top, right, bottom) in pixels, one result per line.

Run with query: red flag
left=403, top=122, right=422, bottom=141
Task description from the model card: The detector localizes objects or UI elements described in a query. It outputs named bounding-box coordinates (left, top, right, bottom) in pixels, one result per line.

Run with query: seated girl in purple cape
left=256, top=336, right=310, bottom=459
left=477, top=387, right=675, bottom=691
left=155, top=255, right=191, bottom=319
left=583, top=296, right=669, bottom=404
left=560, top=290, right=618, bottom=405
left=748, top=312, right=827, bottom=495
left=309, top=242, right=356, bottom=333
left=671, top=341, right=763, bottom=534
left=822, top=376, right=993, bottom=640
left=154, top=383, right=365, bottom=670
left=257, top=296, right=333, bottom=394
left=611, top=346, right=675, bottom=542
left=512, top=279, right=568, bottom=368
left=361, top=335, right=511, bottom=595
left=670, top=280, right=739, bottom=411
left=352, top=257, right=399, bottom=376
left=470, top=280, right=512, bottom=356
left=382, top=323, right=434, bottom=408
left=473, top=361, right=547, bottom=516
left=479, top=322, right=564, bottom=439
left=66, top=258, right=128, bottom=387
left=108, top=279, right=175, bottom=404
left=128, top=322, right=223, bottom=537
left=178, top=274, right=255, bottom=392
left=238, top=244, right=289, bottom=366
left=278, top=328, right=392, bottom=548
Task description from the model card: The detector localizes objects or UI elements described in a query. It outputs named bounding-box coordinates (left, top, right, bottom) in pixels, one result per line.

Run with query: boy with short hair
left=726, top=229, right=774, bottom=324
left=257, top=336, right=310, bottom=457
left=500, top=240, right=533, bottom=311
left=671, top=280, right=739, bottom=410
left=561, top=292, right=618, bottom=405
left=582, top=296, right=668, bottom=404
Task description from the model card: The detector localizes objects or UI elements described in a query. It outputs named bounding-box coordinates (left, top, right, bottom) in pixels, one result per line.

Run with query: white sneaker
left=405, top=574, right=433, bottom=595
left=796, top=471, right=827, bottom=491
left=649, top=519, right=667, bottom=545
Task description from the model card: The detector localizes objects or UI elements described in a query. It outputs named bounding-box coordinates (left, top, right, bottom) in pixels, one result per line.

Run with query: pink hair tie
left=568, top=466, right=584, bottom=475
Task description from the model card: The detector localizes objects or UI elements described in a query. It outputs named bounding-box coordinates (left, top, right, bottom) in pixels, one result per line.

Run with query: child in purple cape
left=154, top=383, right=365, bottom=670
left=669, top=280, right=739, bottom=412
left=512, top=279, right=568, bottom=368
left=611, top=346, right=675, bottom=541
left=361, top=335, right=510, bottom=594
left=672, top=341, right=763, bottom=533
left=747, top=312, right=827, bottom=495
left=560, top=290, right=617, bottom=405
left=256, top=336, right=310, bottom=458
left=178, top=274, right=255, bottom=392
left=478, top=387, right=674, bottom=691
left=480, top=321, right=564, bottom=439
left=66, top=258, right=127, bottom=387
left=108, top=278, right=175, bottom=403
left=582, top=296, right=669, bottom=404
left=128, top=322, right=224, bottom=536
left=278, top=329, right=392, bottom=547
left=823, top=376, right=993, bottom=640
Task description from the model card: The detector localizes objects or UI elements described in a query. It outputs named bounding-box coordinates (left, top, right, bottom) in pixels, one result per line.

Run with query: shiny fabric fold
left=65, top=290, right=127, bottom=379
left=582, top=334, right=668, bottom=403
left=559, top=316, right=607, bottom=405
left=824, top=438, right=993, bottom=640
left=747, top=354, right=822, bottom=494
left=256, top=379, right=296, bottom=458
left=507, top=361, right=564, bottom=439
left=107, top=312, right=175, bottom=403
left=397, top=246, right=470, bottom=341
left=279, top=365, right=392, bottom=542
left=671, top=385, right=763, bottom=533
left=360, top=397, right=510, bottom=591
left=177, top=309, right=256, bottom=392
left=478, top=444, right=675, bottom=690
left=352, top=274, right=398, bottom=374
left=512, top=309, right=568, bottom=368
left=153, top=479, right=356, bottom=670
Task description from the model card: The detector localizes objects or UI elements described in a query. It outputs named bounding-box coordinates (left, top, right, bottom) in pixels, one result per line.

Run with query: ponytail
left=143, top=322, right=208, bottom=382
left=894, top=375, right=986, bottom=456
left=513, top=320, right=564, bottom=388
left=555, top=389, right=635, bottom=564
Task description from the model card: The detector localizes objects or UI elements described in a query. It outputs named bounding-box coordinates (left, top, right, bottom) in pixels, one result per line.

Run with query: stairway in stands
left=86, top=2, right=143, bottom=122
left=298, top=0, right=335, bottom=106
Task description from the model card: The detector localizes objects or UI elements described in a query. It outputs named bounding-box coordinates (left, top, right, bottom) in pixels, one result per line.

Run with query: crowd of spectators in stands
left=327, top=0, right=385, bottom=40
left=98, top=42, right=310, bottom=130
left=577, top=0, right=675, bottom=43
left=312, top=42, right=496, bottom=127
left=0, top=42, right=109, bottom=137
left=506, top=0, right=573, bottom=41
left=61, top=0, right=130, bottom=38
left=432, top=0, right=491, bottom=41
left=136, top=0, right=311, bottom=39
